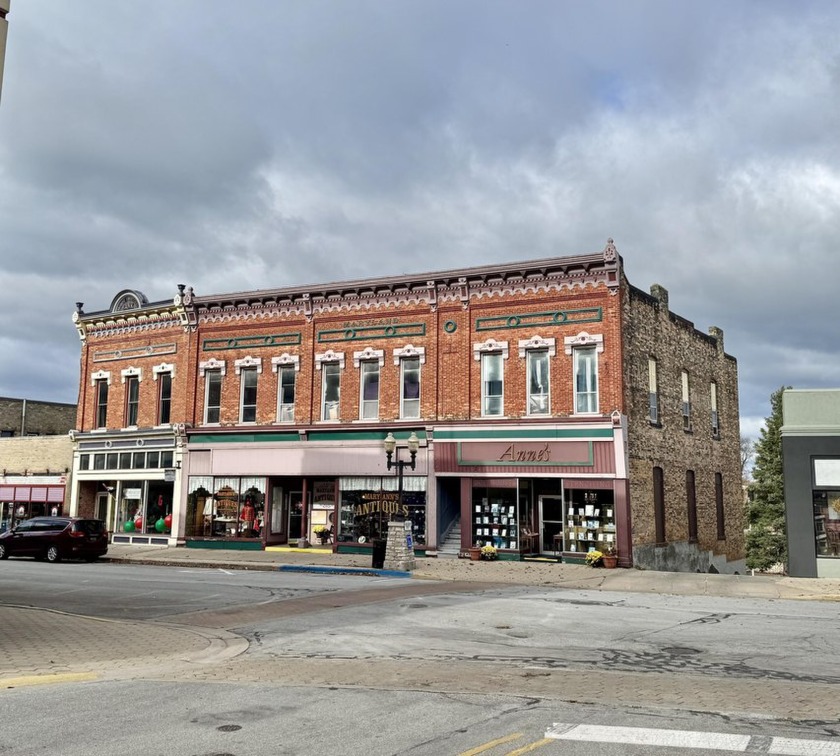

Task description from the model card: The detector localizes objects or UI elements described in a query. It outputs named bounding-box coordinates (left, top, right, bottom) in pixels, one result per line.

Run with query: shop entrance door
left=94, top=492, right=109, bottom=525
left=538, top=495, right=564, bottom=556
left=288, top=491, right=304, bottom=542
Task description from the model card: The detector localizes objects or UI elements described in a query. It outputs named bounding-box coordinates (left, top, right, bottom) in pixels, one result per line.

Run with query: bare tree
left=740, top=435, right=755, bottom=482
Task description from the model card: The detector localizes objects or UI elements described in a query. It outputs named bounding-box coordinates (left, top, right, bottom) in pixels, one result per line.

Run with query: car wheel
left=45, top=545, right=61, bottom=563
left=0, top=543, right=8, bottom=560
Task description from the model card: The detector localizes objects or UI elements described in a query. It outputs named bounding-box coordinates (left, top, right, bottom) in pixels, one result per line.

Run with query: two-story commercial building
left=69, top=241, right=744, bottom=572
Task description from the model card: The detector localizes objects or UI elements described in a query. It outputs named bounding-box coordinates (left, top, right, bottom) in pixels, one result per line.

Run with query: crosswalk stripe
left=769, top=738, right=840, bottom=755
left=545, top=724, right=840, bottom=755
left=546, top=724, right=750, bottom=751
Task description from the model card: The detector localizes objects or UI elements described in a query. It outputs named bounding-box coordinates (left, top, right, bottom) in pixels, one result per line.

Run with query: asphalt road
left=2, top=560, right=840, bottom=755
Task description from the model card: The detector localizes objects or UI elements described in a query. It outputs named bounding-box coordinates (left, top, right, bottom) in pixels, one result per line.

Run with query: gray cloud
left=1, top=0, right=838, bottom=437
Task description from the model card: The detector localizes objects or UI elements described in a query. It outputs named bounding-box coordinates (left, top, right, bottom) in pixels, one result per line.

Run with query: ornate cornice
left=189, top=243, right=623, bottom=323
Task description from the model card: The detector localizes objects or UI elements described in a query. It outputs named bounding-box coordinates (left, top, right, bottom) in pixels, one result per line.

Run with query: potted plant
left=480, top=544, right=498, bottom=561
left=468, top=544, right=482, bottom=561
left=602, top=547, right=618, bottom=569
left=585, top=549, right=604, bottom=567
left=313, top=525, right=331, bottom=545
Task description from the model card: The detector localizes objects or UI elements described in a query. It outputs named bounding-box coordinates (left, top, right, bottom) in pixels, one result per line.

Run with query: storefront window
left=184, top=476, right=265, bottom=540
left=338, top=477, right=426, bottom=545
left=2, top=502, right=49, bottom=531
left=814, top=491, right=840, bottom=558
left=471, top=486, right=517, bottom=549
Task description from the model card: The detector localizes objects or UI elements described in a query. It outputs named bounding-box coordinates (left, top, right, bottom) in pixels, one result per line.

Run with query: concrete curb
left=276, top=564, right=412, bottom=578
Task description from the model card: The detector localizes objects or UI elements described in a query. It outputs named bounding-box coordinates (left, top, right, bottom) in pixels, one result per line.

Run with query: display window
left=471, top=486, right=518, bottom=549
left=814, top=490, right=840, bottom=558
left=338, top=476, right=426, bottom=545
left=184, top=476, right=266, bottom=539
left=2, top=502, right=54, bottom=532
left=561, top=489, right=615, bottom=554
left=116, top=482, right=174, bottom=535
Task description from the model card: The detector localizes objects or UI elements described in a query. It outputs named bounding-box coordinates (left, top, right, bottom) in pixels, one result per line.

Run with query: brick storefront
left=69, top=241, right=744, bottom=572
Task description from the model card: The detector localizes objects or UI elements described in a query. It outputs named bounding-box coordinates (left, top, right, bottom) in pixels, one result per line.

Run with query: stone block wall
left=0, top=397, right=76, bottom=436
left=622, top=283, right=744, bottom=572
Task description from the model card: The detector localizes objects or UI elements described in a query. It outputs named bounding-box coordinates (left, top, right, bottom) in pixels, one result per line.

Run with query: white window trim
left=315, top=350, right=345, bottom=370
left=517, top=335, right=556, bottom=359
left=120, top=366, right=143, bottom=383
left=152, top=362, right=175, bottom=380
left=473, top=338, right=509, bottom=361
left=234, top=356, right=262, bottom=375
left=91, top=370, right=112, bottom=386
left=198, top=358, right=226, bottom=377
left=393, top=344, right=426, bottom=365
left=563, top=332, right=604, bottom=355
left=353, top=347, right=384, bottom=368
left=270, top=354, right=301, bottom=373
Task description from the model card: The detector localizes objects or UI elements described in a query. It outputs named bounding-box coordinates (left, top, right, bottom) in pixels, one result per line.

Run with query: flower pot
left=468, top=547, right=482, bottom=561
left=602, top=553, right=618, bottom=569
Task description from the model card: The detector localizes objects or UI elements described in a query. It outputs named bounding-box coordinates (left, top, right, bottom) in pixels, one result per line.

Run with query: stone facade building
left=68, top=241, right=744, bottom=572
left=0, top=396, right=77, bottom=437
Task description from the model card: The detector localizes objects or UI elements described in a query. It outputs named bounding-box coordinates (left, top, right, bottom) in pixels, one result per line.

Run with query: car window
left=75, top=520, right=105, bottom=535
left=14, top=521, right=33, bottom=533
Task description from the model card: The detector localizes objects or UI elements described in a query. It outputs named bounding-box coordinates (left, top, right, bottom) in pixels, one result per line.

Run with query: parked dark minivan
left=0, top=517, right=109, bottom=562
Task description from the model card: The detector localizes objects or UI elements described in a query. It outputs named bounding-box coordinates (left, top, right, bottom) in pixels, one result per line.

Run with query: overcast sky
left=1, top=1, right=838, bottom=440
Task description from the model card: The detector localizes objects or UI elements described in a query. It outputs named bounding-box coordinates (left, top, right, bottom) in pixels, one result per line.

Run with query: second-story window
left=574, top=347, right=598, bottom=414
left=322, top=362, right=340, bottom=420
left=204, top=370, right=222, bottom=424
left=360, top=361, right=380, bottom=420
left=481, top=352, right=504, bottom=416
left=95, top=379, right=109, bottom=429
left=277, top=366, right=296, bottom=422
left=527, top=350, right=549, bottom=415
left=681, top=370, right=692, bottom=431
left=648, top=357, right=659, bottom=424
left=158, top=373, right=172, bottom=425
left=240, top=368, right=258, bottom=423
left=710, top=380, right=719, bottom=437
left=125, top=375, right=139, bottom=427
left=400, top=356, right=420, bottom=419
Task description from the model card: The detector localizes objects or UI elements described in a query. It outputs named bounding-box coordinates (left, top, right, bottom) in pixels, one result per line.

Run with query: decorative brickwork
left=70, top=241, right=743, bottom=572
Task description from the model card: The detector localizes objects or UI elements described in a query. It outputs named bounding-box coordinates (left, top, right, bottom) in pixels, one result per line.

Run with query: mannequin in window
left=241, top=496, right=256, bottom=537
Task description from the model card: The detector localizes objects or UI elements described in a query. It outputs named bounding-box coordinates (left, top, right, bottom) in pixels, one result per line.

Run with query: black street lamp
left=383, top=431, right=419, bottom=520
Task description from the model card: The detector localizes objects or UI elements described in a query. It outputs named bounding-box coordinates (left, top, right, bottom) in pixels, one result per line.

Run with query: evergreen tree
left=745, top=386, right=790, bottom=571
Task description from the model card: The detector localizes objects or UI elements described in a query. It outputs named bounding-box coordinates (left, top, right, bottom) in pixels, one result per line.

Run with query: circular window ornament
left=444, top=320, right=457, bottom=333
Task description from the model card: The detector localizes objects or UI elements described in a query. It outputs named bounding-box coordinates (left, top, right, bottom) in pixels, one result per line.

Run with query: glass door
left=538, top=495, right=564, bottom=555
left=288, top=491, right=304, bottom=543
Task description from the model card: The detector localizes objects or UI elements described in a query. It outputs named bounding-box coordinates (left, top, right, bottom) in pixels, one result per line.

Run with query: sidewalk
left=102, top=543, right=840, bottom=602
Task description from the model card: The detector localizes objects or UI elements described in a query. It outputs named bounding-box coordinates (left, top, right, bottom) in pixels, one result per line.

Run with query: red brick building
left=69, top=241, right=744, bottom=572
